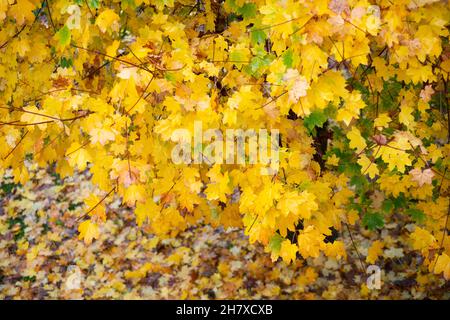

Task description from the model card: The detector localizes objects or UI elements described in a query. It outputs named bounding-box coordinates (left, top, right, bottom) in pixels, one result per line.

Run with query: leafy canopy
left=0, top=0, right=449, bottom=280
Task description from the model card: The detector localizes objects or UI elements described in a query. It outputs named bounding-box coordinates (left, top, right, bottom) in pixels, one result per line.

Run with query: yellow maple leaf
left=399, top=104, right=415, bottom=127
left=347, top=127, right=366, bottom=152
left=105, top=40, right=121, bottom=60
left=374, top=113, right=391, bottom=128
left=326, top=154, right=340, bottom=166
left=84, top=194, right=106, bottom=222
left=20, top=106, right=49, bottom=131
left=433, top=253, right=450, bottom=280
left=346, top=209, right=359, bottom=225
left=337, top=92, right=366, bottom=126
left=276, top=190, right=318, bottom=219
left=78, top=219, right=100, bottom=245
left=95, top=9, right=120, bottom=33
left=297, top=226, right=323, bottom=259
left=89, top=127, right=116, bottom=145
left=357, top=154, right=379, bottom=179
left=8, top=0, right=36, bottom=25
left=366, top=240, right=384, bottom=264
left=297, top=267, right=318, bottom=286
left=410, top=227, right=437, bottom=251
left=123, top=183, right=146, bottom=206
left=135, top=199, right=159, bottom=227
left=324, top=241, right=347, bottom=260
left=66, top=142, right=92, bottom=171
left=280, top=240, right=298, bottom=264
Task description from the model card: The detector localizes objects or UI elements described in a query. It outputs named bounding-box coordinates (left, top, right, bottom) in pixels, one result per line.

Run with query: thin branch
left=254, top=91, right=288, bottom=110
left=45, top=0, right=56, bottom=33
left=0, top=24, right=27, bottom=50
left=3, top=131, right=29, bottom=160
left=83, top=0, right=95, bottom=18
left=77, top=186, right=117, bottom=222
left=125, top=75, right=154, bottom=115
left=344, top=221, right=367, bottom=275
left=72, top=44, right=155, bottom=75
left=0, top=2, right=45, bottom=50
left=65, top=140, right=90, bottom=157
left=0, top=106, right=93, bottom=123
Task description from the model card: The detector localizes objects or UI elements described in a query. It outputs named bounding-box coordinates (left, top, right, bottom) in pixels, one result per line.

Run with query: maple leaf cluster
left=0, top=0, right=449, bottom=281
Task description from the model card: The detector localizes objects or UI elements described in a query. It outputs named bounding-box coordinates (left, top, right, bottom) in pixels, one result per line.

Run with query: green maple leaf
left=251, top=29, right=267, bottom=45
left=56, top=25, right=71, bottom=47
left=269, top=233, right=284, bottom=253
left=303, top=110, right=327, bottom=133
left=406, top=208, right=425, bottom=223
left=238, top=3, right=257, bottom=19
left=363, top=213, right=384, bottom=230
left=282, top=49, right=294, bottom=68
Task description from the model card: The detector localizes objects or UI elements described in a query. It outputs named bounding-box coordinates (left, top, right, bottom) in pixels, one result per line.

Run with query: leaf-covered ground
left=0, top=169, right=448, bottom=300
